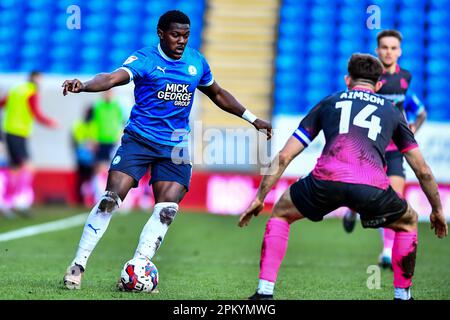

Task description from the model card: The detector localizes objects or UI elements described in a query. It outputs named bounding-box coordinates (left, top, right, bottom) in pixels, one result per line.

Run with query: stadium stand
left=274, top=0, right=450, bottom=121
left=199, top=0, right=279, bottom=127
left=0, top=0, right=205, bottom=74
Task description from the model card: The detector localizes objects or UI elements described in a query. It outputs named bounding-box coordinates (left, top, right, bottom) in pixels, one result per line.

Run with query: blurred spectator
left=0, top=71, right=58, bottom=216
left=0, top=130, right=14, bottom=218
left=71, top=106, right=96, bottom=206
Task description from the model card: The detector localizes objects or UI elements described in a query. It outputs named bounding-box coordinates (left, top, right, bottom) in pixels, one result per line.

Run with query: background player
left=0, top=71, right=58, bottom=216
left=239, top=53, right=447, bottom=300
left=342, top=30, right=425, bottom=269
left=404, top=93, right=427, bottom=134
left=61, top=10, right=272, bottom=290
left=71, top=106, right=96, bottom=206
left=89, top=90, right=125, bottom=203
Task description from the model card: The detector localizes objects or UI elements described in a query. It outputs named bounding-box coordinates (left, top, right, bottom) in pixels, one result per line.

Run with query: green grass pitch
left=0, top=206, right=449, bottom=300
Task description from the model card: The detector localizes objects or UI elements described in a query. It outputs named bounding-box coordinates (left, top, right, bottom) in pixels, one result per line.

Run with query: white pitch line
left=0, top=213, right=88, bottom=242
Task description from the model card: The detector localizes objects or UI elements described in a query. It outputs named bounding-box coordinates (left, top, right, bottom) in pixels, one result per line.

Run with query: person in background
left=90, top=90, right=125, bottom=203
left=71, top=106, right=96, bottom=206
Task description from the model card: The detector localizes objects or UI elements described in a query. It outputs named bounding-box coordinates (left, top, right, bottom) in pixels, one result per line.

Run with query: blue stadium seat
left=111, top=32, right=139, bottom=48
left=427, top=60, right=448, bottom=75
left=427, top=10, right=449, bottom=25
left=339, top=7, right=365, bottom=23
left=427, top=43, right=450, bottom=57
left=306, top=89, right=329, bottom=106
left=280, top=4, right=306, bottom=21
left=338, top=40, right=365, bottom=56
left=0, top=0, right=206, bottom=74
left=428, top=26, right=449, bottom=42
left=275, top=55, right=298, bottom=71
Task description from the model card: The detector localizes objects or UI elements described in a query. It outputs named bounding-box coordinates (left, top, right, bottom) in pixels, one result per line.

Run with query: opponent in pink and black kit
left=290, top=88, right=417, bottom=227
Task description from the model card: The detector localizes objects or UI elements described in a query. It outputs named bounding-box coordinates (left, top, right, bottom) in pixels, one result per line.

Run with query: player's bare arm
left=62, top=69, right=130, bottom=96
left=410, top=109, right=427, bottom=133
left=404, top=148, right=448, bottom=238
left=239, top=136, right=304, bottom=227
left=198, top=81, right=273, bottom=139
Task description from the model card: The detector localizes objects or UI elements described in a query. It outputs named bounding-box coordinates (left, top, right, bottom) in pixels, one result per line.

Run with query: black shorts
left=96, top=143, right=116, bottom=162
left=386, top=150, right=405, bottom=178
left=290, top=174, right=407, bottom=228
left=5, top=133, right=29, bottom=167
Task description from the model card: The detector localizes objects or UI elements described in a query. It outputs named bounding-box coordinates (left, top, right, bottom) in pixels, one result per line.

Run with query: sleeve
left=198, top=54, right=214, bottom=87
left=410, top=93, right=425, bottom=115
left=292, top=99, right=325, bottom=147
left=404, top=94, right=425, bottom=123
left=119, top=49, right=151, bottom=82
left=392, top=108, right=419, bottom=153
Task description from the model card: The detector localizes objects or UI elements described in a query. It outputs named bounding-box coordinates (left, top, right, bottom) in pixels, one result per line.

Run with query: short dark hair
left=348, top=53, right=383, bottom=85
left=377, top=29, right=403, bottom=46
left=157, top=10, right=190, bottom=31
left=28, top=70, right=41, bottom=82
left=29, top=70, right=41, bottom=78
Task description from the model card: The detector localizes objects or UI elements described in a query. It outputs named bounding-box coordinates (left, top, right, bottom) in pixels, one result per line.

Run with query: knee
left=272, top=204, right=296, bottom=224
left=154, top=186, right=186, bottom=203
left=404, top=207, right=419, bottom=228
left=154, top=202, right=179, bottom=226
left=271, top=189, right=302, bottom=225
left=98, top=191, right=121, bottom=213
left=394, top=206, right=418, bottom=232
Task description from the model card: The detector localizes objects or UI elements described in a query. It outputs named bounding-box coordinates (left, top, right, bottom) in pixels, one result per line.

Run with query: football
left=120, top=257, right=158, bottom=292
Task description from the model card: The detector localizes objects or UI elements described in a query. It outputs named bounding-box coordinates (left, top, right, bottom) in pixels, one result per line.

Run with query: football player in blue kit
left=61, top=10, right=272, bottom=290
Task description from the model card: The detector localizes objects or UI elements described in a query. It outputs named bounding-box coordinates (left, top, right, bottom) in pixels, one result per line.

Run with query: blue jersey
left=404, top=93, right=425, bottom=124
left=120, top=44, right=214, bottom=147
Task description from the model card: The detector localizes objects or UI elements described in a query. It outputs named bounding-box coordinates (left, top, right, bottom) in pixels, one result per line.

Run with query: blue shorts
left=109, top=129, right=192, bottom=191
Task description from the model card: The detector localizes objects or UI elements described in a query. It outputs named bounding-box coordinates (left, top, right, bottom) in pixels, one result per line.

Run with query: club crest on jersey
left=188, top=65, right=197, bottom=76
left=123, top=56, right=138, bottom=65
left=112, top=156, right=121, bottom=165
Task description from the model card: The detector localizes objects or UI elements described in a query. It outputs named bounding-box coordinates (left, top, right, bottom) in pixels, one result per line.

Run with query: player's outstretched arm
left=404, top=148, right=448, bottom=238
left=62, top=69, right=130, bottom=96
left=238, top=136, right=304, bottom=227
left=198, top=81, right=272, bottom=139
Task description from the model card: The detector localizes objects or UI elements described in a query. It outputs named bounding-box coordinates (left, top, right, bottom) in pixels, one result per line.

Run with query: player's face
left=158, top=23, right=190, bottom=60
left=376, top=36, right=402, bottom=68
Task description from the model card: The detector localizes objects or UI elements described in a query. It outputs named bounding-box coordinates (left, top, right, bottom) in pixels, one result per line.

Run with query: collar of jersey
left=158, top=43, right=183, bottom=62
left=383, top=63, right=401, bottom=75
left=351, top=86, right=375, bottom=93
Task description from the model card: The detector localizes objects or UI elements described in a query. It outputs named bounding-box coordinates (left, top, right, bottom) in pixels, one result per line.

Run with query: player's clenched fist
left=253, top=119, right=273, bottom=140
left=62, top=79, right=85, bottom=96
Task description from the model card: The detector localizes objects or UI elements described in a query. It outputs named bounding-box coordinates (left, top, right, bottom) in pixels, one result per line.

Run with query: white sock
left=394, top=287, right=411, bottom=300
left=133, top=202, right=178, bottom=260
left=257, top=279, right=275, bottom=295
left=382, top=248, right=392, bottom=259
left=71, top=191, right=121, bottom=269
